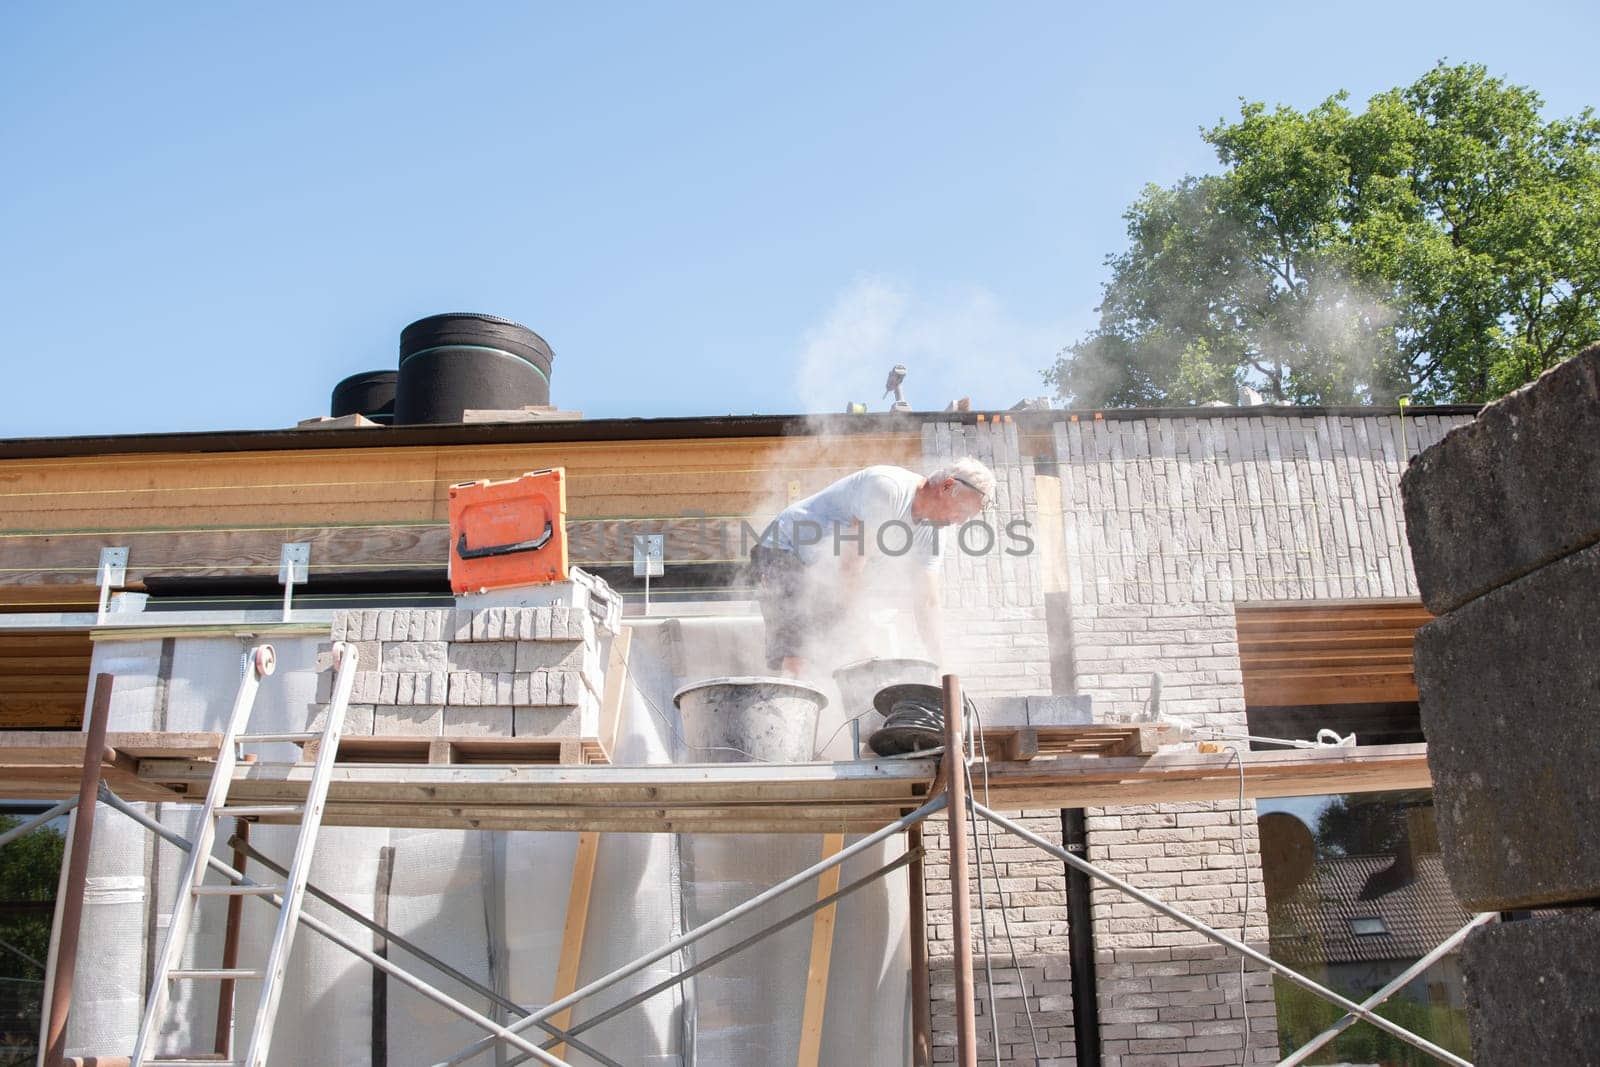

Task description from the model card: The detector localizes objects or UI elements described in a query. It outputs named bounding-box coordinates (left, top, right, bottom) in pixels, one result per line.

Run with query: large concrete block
left=381, top=641, right=447, bottom=672
left=1402, top=343, right=1600, bottom=614
left=1415, top=540, right=1600, bottom=909
left=374, top=704, right=443, bottom=736
left=1462, top=911, right=1600, bottom=1066
left=447, top=642, right=518, bottom=673
left=443, top=706, right=513, bottom=737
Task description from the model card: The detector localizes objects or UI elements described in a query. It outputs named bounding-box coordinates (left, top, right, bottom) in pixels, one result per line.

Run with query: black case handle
left=456, top=520, right=554, bottom=560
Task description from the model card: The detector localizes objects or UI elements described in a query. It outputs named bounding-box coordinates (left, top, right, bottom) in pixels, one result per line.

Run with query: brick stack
left=1401, top=343, right=1600, bottom=1064
left=313, top=604, right=606, bottom=738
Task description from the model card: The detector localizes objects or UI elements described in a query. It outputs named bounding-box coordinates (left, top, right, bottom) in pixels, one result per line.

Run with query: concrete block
left=1027, top=694, right=1094, bottom=725
left=535, top=607, right=553, bottom=640
left=454, top=608, right=475, bottom=643
left=1462, top=911, right=1600, bottom=1067
left=406, top=609, right=426, bottom=641
left=423, top=609, right=445, bottom=641
left=448, top=642, right=517, bottom=673
left=1402, top=343, right=1600, bottom=614
left=395, top=672, right=415, bottom=705
left=514, top=607, right=536, bottom=640
left=309, top=701, right=374, bottom=736
left=381, top=641, right=447, bottom=672
left=552, top=607, right=570, bottom=642
left=377, top=672, right=399, bottom=705
left=444, top=706, right=514, bottom=737
left=359, top=611, right=380, bottom=642
left=374, top=704, right=443, bottom=736
left=515, top=640, right=584, bottom=672
left=514, top=705, right=583, bottom=737
left=394, top=672, right=446, bottom=705
left=375, top=610, right=395, bottom=642
left=1415, top=540, right=1600, bottom=909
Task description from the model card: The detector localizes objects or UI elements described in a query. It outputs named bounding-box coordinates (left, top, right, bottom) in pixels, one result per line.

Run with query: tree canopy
left=1048, top=63, right=1600, bottom=407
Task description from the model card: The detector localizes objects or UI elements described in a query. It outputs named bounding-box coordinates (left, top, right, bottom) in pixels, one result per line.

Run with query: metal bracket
left=633, top=535, right=664, bottom=615
left=96, top=547, right=129, bottom=625
left=279, top=542, right=310, bottom=622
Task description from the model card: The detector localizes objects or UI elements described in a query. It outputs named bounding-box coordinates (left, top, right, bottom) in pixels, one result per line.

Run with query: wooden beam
left=797, top=832, right=845, bottom=1067
left=548, top=831, right=601, bottom=1061
left=598, top=627, right=632, bottom=761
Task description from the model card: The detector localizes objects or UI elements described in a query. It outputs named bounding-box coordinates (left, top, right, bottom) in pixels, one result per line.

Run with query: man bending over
left=748, top=458, right=995, bottom=677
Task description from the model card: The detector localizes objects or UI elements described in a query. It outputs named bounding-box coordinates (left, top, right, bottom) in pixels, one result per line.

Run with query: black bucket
left=394, top=313, right=553, bottom=425
left=330, top=369, right=397, bottom=425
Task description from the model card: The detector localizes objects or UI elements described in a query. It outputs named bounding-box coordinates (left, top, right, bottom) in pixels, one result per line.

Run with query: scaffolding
left=3, top=657, right=1474, bottom=1067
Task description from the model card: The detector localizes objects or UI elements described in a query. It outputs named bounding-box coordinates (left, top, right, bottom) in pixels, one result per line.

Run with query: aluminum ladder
left=131, top=640, right=359, bottom=1067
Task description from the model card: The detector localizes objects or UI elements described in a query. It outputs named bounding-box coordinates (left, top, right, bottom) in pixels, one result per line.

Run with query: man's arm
left=913, top=565, right=945, bottom=667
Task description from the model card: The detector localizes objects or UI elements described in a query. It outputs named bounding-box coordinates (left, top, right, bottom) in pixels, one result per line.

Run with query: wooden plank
left=797, top=833, right=845, bottom=1067
left=998, top=728, right=1038, bottom=762
left=598, top=627, right=632, bottom=761
left=548, top=831, right=600, bottom=1061
left=0, top=731, right=220, bottom=761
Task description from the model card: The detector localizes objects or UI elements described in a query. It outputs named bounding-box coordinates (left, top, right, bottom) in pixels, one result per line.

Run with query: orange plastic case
left=448, top=469, right=569, bottom=592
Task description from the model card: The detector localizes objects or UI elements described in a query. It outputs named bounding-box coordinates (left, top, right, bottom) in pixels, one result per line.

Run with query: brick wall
left=911, top=409, right=1474, bottom=1065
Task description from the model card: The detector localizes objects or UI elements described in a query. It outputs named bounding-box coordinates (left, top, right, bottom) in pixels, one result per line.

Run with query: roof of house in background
left=1275, top=852, right=1471, bottom=964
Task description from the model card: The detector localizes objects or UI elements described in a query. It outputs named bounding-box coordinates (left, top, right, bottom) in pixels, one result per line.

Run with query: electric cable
left=968, top=695, right=1043, bottom=1065
left=961, top=707, right=1003, bottom=1067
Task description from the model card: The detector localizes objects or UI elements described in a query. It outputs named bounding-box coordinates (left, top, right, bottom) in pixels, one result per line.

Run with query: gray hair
left=928, top=457, right=996, bottom=507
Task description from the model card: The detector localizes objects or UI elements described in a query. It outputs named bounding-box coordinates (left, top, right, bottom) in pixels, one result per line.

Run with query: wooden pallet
left=976, top=723, right=1186, bottom=761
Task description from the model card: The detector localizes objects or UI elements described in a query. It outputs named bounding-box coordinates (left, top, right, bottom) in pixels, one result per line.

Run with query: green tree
left=1049, top=63, right=1600, bottom=407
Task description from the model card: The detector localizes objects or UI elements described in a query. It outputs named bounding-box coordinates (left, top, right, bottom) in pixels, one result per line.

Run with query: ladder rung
left=148, top=1060, right=240, bottom=1066
left=193, top=883, right=284, bottom=897
left=237, top=731, right=321, bottom=743
left=214, top=804, right=304, bottom=819
left=169, top=968, right=265, bottom=981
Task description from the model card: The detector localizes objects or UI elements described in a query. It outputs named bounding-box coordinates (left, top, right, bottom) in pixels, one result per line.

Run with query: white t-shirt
left=771, top=466, right=943, bottom=571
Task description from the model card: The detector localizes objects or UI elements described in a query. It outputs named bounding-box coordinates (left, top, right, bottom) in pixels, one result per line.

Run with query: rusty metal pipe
left=941, top=674, right=978, bottom=1067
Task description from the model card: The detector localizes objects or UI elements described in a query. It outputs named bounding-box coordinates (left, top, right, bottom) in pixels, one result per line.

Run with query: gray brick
left=377, top=672, right=399, bottom=705
left=374, top=704, right=443, bottom=736
left=444, top=706, right=514, bottom=737
left=375, top=610, right=395, bottom=642
left=1403, top=343, right=1600, bottom=613
left=1416, top=539, right=1600, bottom=908
left=381, top=641, right=447, bottom=672
left=423, top=609, right=445, bottom=641
left=525, top=671, right=548, bottom=706
left=470, top=608, right=489, bottom=641
left=406, top=609, right=426, bottom=641
left=350, top=672, right=381, bottom=704
left=1463, top=911, right=1600, bottom=1067
left=454, top=608, right=476, bottom=643
left=535, top=607, right=553, bottom=640
left=360, top=611, right=380, bottom=642
left=514, top=705, right=583, bottom=737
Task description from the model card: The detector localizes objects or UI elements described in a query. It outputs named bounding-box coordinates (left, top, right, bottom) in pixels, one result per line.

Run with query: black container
left=394, top=313, right=553, bottom=424
left=330, top=369, right=398, bottom=425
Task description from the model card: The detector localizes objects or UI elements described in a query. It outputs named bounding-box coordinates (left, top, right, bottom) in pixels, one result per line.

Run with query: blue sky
left=3, top=2, right=1596, bottom=437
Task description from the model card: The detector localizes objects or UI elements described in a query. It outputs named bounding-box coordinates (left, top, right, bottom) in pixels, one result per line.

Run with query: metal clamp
left=279, top=543, right=310, bottom=622
left=95, top=547, right=129, bottom=625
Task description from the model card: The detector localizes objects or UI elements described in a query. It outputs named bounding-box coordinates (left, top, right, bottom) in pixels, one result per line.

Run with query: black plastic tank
left=330, top=369, right=397, bottom=425
left=394, top=313, right=553, bottom=425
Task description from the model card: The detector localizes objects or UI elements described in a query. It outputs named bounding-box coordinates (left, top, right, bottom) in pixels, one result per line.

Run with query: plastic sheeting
left=60, top=616, right=910, bottom=1066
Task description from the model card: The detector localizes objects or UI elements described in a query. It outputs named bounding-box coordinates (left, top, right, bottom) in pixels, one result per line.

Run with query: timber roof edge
left=0, top=405, right=1484, bottom=460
